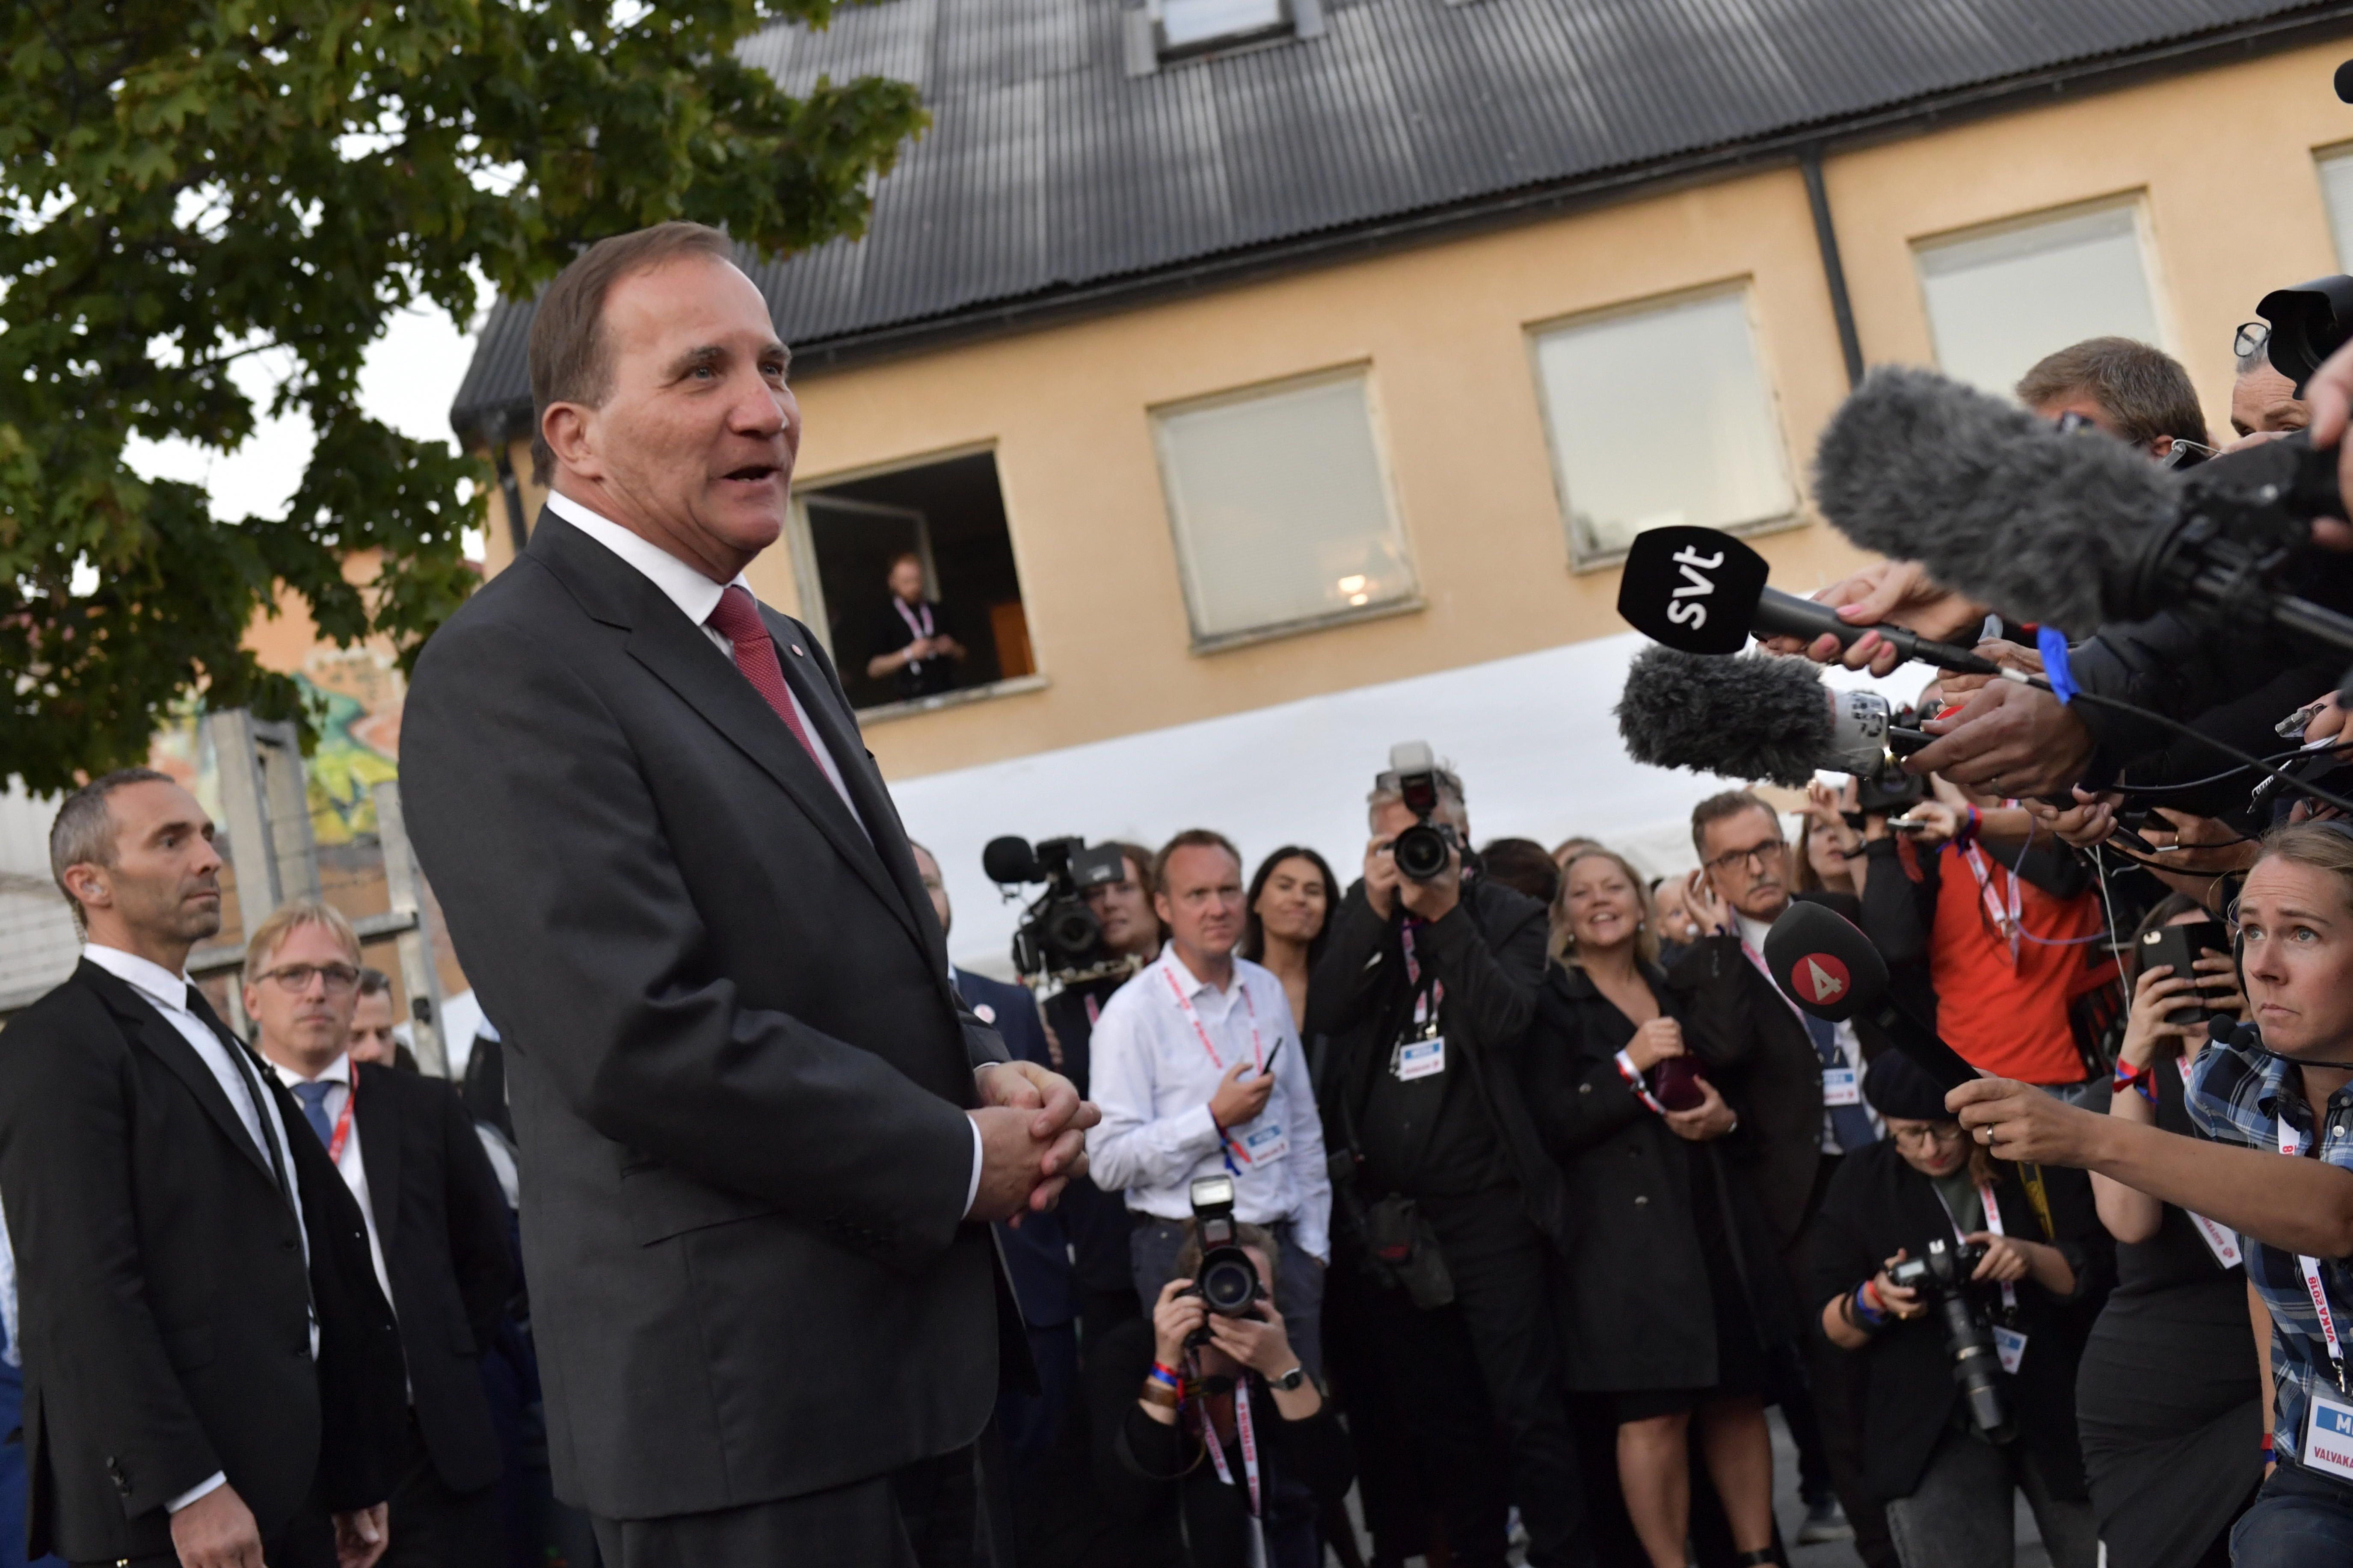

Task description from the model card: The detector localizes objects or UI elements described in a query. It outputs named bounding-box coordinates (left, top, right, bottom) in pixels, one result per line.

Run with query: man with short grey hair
left=0, top=770, right=400, bottom=1568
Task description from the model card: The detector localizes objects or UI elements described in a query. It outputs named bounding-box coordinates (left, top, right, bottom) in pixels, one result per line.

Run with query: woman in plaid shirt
left=1950, top=821, right=2353, bottom=1564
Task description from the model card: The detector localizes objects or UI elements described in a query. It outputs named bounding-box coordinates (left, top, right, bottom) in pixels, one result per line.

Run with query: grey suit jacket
left=398, top=511, right=1007, bottom=1519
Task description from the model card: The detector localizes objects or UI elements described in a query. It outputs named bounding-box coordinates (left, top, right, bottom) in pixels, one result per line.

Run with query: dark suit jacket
left=349, top=1062, right=515, bottom=1493
left=0, top=963, right=402, bottom=1563
left=399, top=511, right=1009, bottom=1520
left=1670, top=891, right=1871, bottom=1251
left=952, top=969, right=1074, bottom=1331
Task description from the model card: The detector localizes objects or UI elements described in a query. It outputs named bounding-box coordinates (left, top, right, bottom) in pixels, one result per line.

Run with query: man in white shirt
left=245, top=899, right=515, bottom=1568
left=0, top=769, right=399, bottom=1568
left=1087, top=830, right=1332, bottom=1374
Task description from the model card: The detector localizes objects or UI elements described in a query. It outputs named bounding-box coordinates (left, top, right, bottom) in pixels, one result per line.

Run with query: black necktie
left=185, top=985, right=296, bottom=1213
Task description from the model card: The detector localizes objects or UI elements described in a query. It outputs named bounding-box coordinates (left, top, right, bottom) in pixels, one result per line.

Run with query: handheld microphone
left=1811, top=366, right=2353, bottom=648
left=1762, top=901, right=1979, bottom=1091
left=1617, top=524, right=2002, bottom=675
left=1615, top=645, right=1926, bottom=788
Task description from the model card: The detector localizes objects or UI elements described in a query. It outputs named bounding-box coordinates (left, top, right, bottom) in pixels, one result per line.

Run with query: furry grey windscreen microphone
left=1615, top=645, right=1831, bottom=788
left=1810, top=365, right=2181, bottom=632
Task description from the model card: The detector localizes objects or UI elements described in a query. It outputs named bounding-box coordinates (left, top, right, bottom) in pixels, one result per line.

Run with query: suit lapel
left=353, top=1064, right=400, bottom=1253
left=81, top=964, right=278, bottom=1191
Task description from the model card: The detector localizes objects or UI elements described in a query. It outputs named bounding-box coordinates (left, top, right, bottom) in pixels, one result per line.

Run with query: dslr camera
left=1179, top=1174, right=1267, bottom=1345
left=982, top=835, right=1133, bottom=984
left=1382, top=741, right=1461, bottom=884
left=1888, top=1237, right=2014, bottom=1443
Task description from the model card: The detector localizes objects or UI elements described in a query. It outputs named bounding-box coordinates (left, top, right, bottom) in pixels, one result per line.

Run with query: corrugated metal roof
left=450, top=0, right=2353, bottom=437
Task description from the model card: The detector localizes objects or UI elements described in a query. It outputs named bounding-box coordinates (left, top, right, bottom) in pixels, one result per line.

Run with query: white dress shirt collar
left=82, top=944, right=197, bottom=1013
left=1158, top=942, right=1238, bottom=1003
left=544, top=488, right=745, bottom=626
left=270, top=1051, right=353, bottom=1090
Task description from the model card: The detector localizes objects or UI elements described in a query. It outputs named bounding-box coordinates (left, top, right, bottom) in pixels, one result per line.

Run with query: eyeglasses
left=1891, top=1123, right=1967, bottom=1150
left=2234, top=320, right=2271, bottom=360
left=1704, top=840, right=1787, bottom=876
left=255, top=962, right=362, bottom=995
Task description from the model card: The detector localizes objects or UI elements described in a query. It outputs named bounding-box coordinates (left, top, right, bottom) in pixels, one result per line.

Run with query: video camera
left=1179, top=1174, right=1267, bottom=1346
left=1381, top=741, right=1461, bottom=883
left=1888, top=1237, right=2013, bottom=1443
left=982, top=835, right=1134, bottom=984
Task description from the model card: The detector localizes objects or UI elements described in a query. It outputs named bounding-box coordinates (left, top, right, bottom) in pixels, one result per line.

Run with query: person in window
left=864, top=550, right=963, bottom=700
left=1086, top=1224, right=1352, bottom=1568
left=1812, top=1050, right=2109, bottom=1568
left=1529, top=847, right=1790, bottom=1568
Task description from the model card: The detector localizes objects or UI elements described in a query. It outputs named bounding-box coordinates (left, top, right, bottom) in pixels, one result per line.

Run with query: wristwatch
left=1270, top=1365, right=1307, bottom=1392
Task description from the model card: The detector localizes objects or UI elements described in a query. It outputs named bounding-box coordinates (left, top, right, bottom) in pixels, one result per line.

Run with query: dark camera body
left=1387, top=741, right=1460, bottom=884
left=1183, top=1176, right=1267, bottom=1346
left=1888, top=1238, right=2013, bottom=1443
left=984, top=835, right=1133, bottom=983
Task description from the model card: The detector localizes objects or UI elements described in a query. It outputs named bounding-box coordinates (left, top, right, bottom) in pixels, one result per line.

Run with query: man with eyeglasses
left=0, top=770, right=403, bottom=1568
left=246, top=899, right=515, bottom=1568
left=1675, top=789, right=1886, bottom=1559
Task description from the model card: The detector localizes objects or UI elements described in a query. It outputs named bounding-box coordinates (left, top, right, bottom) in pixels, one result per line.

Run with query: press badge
left=1822, top=1067, right=1860, bottom=1106
left=1240, top=1121, right=1290, bottom=1166
left=1991, top=1326, right=2027, bottom=1376
left=1398, top=1037, right=1447, bottom=1082
left=2303, top=1391, right=2353, bottom=1480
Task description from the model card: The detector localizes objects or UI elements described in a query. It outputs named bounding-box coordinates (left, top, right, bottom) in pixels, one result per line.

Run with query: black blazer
left=0, top=963, right=402, bottom=1563
left=349, top=1062, right=515, bottom=1493
left=952, top=969, right=1074, bottom=1331
left=398, top=512, right=1011, bottom=1519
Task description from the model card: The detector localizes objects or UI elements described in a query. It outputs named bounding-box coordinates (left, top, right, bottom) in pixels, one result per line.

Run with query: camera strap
left=1164, top=965, right=1267, bottom=1174
left=1194, top=1373, right=1263, bottom=1521
left=1975, top=1183, right=2018, bottom=1317
left=891, top=596, right=935, bottom=668
left=1959, top=843, right=2023, bottom=967
left=2175, top=1058, right=2244, bottom=1269
left=1399, top=924, right=1446, bottom=1035
left=2278, top=1117, right=2349, bottom=1391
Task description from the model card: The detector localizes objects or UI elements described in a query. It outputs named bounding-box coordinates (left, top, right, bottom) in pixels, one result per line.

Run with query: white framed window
left=1529, top=287, right=1796, bottom=567
left=2317, top=145, right=2353, bottom=266
left=1151, top=369, right=1416, bottom=646
left=1914, top=199, right=2164, bottom=399
left=1154, top=0, right=1290, bottom=57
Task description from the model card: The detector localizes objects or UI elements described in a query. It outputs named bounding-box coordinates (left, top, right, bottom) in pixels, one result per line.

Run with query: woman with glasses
left=1811, top=1051, right=2111, bottom=1568
left=1529, top=847, right=1794, bottom=1568
left=2072, top=895, right=2259, bottom=1568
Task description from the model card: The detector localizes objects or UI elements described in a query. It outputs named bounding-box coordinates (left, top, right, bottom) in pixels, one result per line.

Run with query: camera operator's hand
left=1208, top=1059, right=1277, bottom=1131
left=1150, top=1277, right=1208, bottom=1370
left=1363, top=835, right=1402, bottom=919
left=1682, top=868, right=1737, bottom=937
left=1662, top=1077, right=1737, bottom=1142
left=1965, top=1232, right=2036, bottom=1286
left=1905, top=680, right=2093, bottom=799
left=2119, top=963, right=2205, bottom=1070
left=1205, top=1299, right=1297, bottom=1381
left=1947, top=1077, right=2101, bottom=1166
left=1396, top=841, right=1463, bottom=924
left=1872, top=1249, right=1924, bottom=1321
left=1760, top=560, right=1988, bottom=677
left=1625, top=1016, right=1684, bottom=1072
left=2291, top=335, right=2353, bottom=547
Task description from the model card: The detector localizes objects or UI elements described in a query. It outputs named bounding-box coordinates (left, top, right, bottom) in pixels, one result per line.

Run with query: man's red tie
left=706, top=585, right=824, bottom=768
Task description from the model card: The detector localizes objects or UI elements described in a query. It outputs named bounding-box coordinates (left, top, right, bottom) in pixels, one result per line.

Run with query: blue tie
left=1804, top=1013, right=1879, bottom=1151
left=291, top=1080, right=336, bottom=1151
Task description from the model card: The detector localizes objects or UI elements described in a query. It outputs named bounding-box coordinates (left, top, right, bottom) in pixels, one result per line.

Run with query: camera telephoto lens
left=1393, top=821, right=1452, bottom=882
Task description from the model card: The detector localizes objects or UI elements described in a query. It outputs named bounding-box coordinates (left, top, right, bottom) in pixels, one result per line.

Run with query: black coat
left=1808, top=1141, right=2112, bottom=1503
left=954, top=968, right=1075, bottom=1330
left=400, top=511, right=1013, bottom=1519
left=1307, top=875, right=1564, bottom=1243
left=349, top=1061, right=516, bottom=1494
left=1527, top=963, right=1796, bottom=1393
left=0, top=963, right=403, bottom=1562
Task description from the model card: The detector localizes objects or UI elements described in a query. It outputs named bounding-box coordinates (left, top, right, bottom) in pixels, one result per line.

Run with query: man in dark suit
left=0, top=770, right=403, bottom=1568
left=243, top=899, right=516, bottom=1568
left=1673, top=789, right=1884, bottom=1564
left=397, top=221, right=1092, bottom=1568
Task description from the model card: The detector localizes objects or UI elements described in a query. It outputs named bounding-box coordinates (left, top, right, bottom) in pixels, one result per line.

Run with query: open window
left=791, top=450, right=1035, bottom=713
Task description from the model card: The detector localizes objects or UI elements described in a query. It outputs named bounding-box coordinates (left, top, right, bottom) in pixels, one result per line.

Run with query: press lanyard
left=1959, top=843, right=2023, bottom=966
left=1931, top=1180, right=2016, bottom=1314
left=326, top=1077, right=356, bottom=1166
left=2175, top=1058, right=2243, bottom=1268
left=1400, top=924, right=1444, bottom=1035
left=1738, top=938, right=1824, bottom=1038
left=2279, top=1116, right=2349, bottom=1391
left=1164, top=964, right=1265, bottom=1173
left=892, top=595, right=934, bottom=655
left=1197, top=1379, right=1263, bottom=1520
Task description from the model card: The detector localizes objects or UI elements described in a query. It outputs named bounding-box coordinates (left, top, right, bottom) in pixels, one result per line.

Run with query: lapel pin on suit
left=790, top=644, right=805, bottom=657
